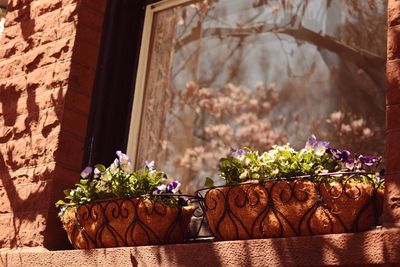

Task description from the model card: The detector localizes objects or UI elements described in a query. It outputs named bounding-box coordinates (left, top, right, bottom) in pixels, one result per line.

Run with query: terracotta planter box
left=200, top=178, right=383, bottom=241
left=62, top=197, right=195, bottom=249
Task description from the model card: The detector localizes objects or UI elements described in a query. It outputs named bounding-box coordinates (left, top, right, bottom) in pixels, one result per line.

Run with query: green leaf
left=95, top=164, right=106, bottom=172
left=55, top=200, right=66, bottom=206
left=204, top=177, right=215, bottom=188
left=63, top=189, right=71, bottom=196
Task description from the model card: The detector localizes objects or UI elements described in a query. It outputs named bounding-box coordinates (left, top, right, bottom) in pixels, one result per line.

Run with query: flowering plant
left=56, top=151, right=187, bottom=217
left=214, top=135, right=383, bottom=185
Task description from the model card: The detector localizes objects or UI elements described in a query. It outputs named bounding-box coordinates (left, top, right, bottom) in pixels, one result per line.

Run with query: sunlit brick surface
left=0, top=0, right=106, bottom=249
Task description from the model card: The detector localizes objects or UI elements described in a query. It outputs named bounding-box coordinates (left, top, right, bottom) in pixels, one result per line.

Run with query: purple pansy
left=326, top=147, right=340, bottom=159
left=80, top=166, right=93, bottom=179
left=359, top=155, right=381, bottom=166
left=341, top=150, right=351, bottom=161
left=116, top=151, right=133, bottom=173
left=326, top=148, right=350, bottom=162
left=166, top=180, right=181, bottom=194
left=116, top=150, right=124, bottom=158
left=154, top=184, right=167, bottom=194
left=305, top=135, right=329, bottom=155
left=145, top=160, right=155, bottom=171
left=116, top=151, right=130, bottom=164
left=113, top=158, right=120, bottom=167
left=305, top=134, right=318, bottom=148
left=178, top=197, right=188, bottom=206
left=153, top=180, right=181, bottom=194
left=231, top=148, right=248, bottom=158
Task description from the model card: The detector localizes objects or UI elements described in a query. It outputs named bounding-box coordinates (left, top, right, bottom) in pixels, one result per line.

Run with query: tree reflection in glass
left=136, top=0, right=386, bottom=193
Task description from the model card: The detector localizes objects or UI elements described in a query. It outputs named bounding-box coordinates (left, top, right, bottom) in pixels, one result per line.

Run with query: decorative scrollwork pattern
left=195, top=173, right=384, bottom=241
left=63, top=196, right=197, bottom=249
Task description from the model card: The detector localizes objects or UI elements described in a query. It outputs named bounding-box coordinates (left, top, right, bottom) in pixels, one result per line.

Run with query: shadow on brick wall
left=0, top=83, right=53, bottom=247
left=0, top=0, right=71, bottom=248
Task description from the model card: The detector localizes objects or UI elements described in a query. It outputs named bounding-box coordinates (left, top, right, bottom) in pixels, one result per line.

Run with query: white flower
left=328, top=111, right=343, bottom=123
left=351, top=119, right=364, bottom=130
left=120, top=161, right=133, bottom=173
left=109, top=159, right=119, bottom=174
left=363, top=128, right=373, bottom=138
left=116, top=151, right=133, bottom=173
left=341, top=124, right=352, bottom=133
left=239, top=171, right=248, bottom=180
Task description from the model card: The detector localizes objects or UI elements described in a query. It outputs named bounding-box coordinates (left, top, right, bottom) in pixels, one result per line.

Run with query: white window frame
left=127, top=0, right=196, bottom=167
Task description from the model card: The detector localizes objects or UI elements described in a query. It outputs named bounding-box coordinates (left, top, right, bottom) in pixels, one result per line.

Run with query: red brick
left=0, top=181, right=52, bottom=214
left=387, top=104, right=400, bottom=131
left=7, top=0, right=73, bottom=13
left=384, top=175, right=400, bottom=225
left=0, top=22, right=77, bottom=58
left=0, top=214, right=13, bottom=247
left=0, top=0, right=106, bottom=249
left=388, top=1, right=400, bottom=27
left=7, top=0, right=35, bottom=12
left=387, top=60, right=400, bottom=106
left=12, top=212, right=47, bottom=247
left=55, top=132, right=85, bottom=170
left=0, top=39, right=73, bottom=79
left=3, top=3, right=78, bottom=46
left=25, top=61, right=71, bottom=94
left=0, top=163, right=57, bottom=188
left=77, top=5, right=105, bottom=33
left=387, top=26, right=400, bottom=61
left=59, top=2, right=80, bottom=24
left=30, top=0, right=76, bottom=18
left=385, top=130, right=400, bottom=174
left=69, top=62, right=95, bottom=96
left=72, top=41, right=100, bottom=71
left=60, top=107, right=89, bottom=141
left=52, top=164, right=82, bottom=186
left=1, top=131, right=59, bottom=171
left=82, top=0, right=107, bottom=15
left=1, top=105, right=63, bottom=141
left=0, top=61, right=71, bottom=100
left=64, top=89, right=91, bottom=115
left=0, top=54, right=23, bottom=79
left=0, top=211, right=48, bottom=248
left=75, top=23, right=103, bottom=47
left=1, top=86, right=66, bottom=118
left=23, top=40, right=73, bottom=73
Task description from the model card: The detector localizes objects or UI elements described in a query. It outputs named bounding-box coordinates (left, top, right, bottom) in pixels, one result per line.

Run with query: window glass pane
left=135, top=0, right=386, bottom=192
left=0, top=5, right=6, bottom=34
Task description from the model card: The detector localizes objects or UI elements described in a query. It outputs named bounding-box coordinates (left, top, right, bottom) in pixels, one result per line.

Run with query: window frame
left=83, top=0, right=155, bottom=166
left=126, top=0, right=197, bottom=167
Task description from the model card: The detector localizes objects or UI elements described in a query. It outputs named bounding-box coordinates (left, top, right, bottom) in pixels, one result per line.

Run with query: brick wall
left=0, top=0, right=106, bottom=249
left=386, top=0, right=400, bottom=227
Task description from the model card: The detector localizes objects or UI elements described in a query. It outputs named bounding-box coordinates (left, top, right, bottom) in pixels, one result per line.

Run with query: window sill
left=1, top=228, right=399, bottom=266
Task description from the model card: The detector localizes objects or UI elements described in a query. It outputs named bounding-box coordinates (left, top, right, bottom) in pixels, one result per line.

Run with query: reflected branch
left=176, top=24, right=385, bottom=67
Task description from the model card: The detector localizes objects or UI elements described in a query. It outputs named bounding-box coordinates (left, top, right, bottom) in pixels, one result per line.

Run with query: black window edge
left=82, top=0, right=160, bottom=167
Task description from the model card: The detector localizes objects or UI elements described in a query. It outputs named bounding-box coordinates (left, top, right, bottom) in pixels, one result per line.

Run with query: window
left=128, top=0, right=386, bottom=192
left=0, top=0, right=6, bottom=34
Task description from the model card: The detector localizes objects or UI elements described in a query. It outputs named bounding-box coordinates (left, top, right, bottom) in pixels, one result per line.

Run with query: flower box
left=197, top=174, right=383, bottom=241
left=62, top=197, right=195, bottom=249
left=197, top=136, right=384, bottom=241
left=57, top=152, right=195, bottom=248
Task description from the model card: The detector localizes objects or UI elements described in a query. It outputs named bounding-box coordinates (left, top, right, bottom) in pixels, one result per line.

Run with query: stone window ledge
left=1, top=228, right=399, bottom=266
